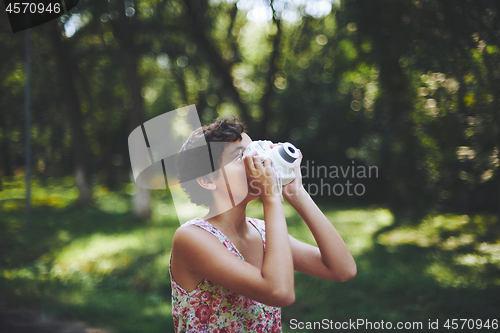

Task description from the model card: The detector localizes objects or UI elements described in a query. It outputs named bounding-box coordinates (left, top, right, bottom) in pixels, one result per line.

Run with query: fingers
left=253, top=155, right=272, bottom=176
left=244, top=151, right=269, bottom=174
left=261, top=157, right=274, bottom=177
left=244, top=149, right=258, bottom=161
left=253, top=155, right=263, bottom=166
left=244, top=150, right=258, bottom=173
left=245, top=153, right=274, bottom=179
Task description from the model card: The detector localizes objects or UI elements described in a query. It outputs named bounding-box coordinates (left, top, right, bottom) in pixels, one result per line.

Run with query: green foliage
left=1, top=0, right=499, bottom=216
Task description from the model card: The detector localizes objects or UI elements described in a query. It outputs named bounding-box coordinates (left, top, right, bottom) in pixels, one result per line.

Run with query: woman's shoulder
left=173, top=218, right=226, bottom=249
left=180, top=217, right=207, bottom=227
left=171, top=218, right=243, bottom=263
left=176, top=218, right=216, bottom=234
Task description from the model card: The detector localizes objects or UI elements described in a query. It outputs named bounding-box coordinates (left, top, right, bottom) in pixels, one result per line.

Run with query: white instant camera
left=243, top=140, right=300, bottom=186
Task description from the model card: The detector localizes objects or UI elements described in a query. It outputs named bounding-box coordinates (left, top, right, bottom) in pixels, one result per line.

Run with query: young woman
left=170, top=116, right=356, bottom=332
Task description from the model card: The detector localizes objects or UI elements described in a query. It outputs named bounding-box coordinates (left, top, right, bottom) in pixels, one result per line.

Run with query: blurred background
left=1, top=0, right=499, bottom=332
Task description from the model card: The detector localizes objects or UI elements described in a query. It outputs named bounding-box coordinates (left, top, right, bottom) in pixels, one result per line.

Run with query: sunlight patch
left=51, top=229, right=171, bottom=279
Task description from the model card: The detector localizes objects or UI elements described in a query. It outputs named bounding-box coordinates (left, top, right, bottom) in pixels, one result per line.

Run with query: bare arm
left=287, top=188, right=357, bottom=282
left=246, top=150, right=294, bottom=301
left=260, top=196, right=294, bottom=303
left=275, top=144, right=356, bottom=282
left=172, top=218, right=294, bottom=307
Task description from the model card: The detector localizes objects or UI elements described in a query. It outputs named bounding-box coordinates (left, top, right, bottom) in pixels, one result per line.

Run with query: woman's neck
left=204, top=202, right=249, bottom=237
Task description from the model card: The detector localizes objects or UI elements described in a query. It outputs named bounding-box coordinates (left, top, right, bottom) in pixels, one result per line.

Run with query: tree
left=50, top=22, right=93, bottom=205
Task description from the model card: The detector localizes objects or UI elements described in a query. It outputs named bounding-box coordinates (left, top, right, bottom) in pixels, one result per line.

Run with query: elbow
left=339, top=269, right=357, bottom=282
left=332, top=264, right=357, bottom=282
left=281, top=290, right=296, bottom=307
left=269, top=287, right=295, bottom=307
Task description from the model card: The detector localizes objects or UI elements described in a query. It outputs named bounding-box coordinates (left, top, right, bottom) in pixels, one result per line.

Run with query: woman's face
left=213, top=133, right=258, bottom=205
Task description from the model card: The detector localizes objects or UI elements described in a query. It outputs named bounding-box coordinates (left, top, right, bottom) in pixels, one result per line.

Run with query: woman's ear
left=197, top=174, right=217, bottom=191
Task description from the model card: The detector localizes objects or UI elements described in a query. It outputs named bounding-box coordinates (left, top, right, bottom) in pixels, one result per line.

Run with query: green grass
left=282, top=211, right=500, bottom=333
left=1, top=176, right=499, bottom=333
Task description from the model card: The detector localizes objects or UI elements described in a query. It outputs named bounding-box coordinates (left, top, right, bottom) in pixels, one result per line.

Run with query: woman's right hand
left=243, top=150, right=280, bottom=204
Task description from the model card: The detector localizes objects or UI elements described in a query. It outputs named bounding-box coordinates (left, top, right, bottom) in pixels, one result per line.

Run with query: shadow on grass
left=283, top=226, right=500, bottom=333
left=3, top=196, right=499, bottom=333
left=0, top=202, right=177, bottom=332
left=0, top=202, right=178, bottom=267
left=41, top=280, right=173, bottom=333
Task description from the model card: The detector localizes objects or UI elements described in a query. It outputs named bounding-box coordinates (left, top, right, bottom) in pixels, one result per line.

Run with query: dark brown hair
left=176, top=116, right=245, bottom=207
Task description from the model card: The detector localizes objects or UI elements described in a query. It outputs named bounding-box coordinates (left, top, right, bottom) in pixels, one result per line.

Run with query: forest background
left=1, top=0, right=499, bottom=332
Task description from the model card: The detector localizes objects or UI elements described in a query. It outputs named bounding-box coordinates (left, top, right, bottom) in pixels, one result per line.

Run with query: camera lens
left=278, top=143, right=299, bottom=163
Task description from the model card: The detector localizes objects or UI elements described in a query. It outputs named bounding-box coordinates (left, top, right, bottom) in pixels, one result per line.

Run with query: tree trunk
left=0, top=109, right=13, bottom=179
left=258, top=1, right=282, bottom=140
left=50, top=24, right=92, bottom=205
left=110, top=0, right=151, bottom=220
left=377, top=55, right=419, bottom=225
left=102, top=131, right=119, bottom=191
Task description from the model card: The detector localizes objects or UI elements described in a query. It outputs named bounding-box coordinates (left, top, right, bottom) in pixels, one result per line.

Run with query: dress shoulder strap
left=184, top=218, right=227, bottom=243
left=247, top=217, right=266, bottom=245
left=183, top=218, right=244, bottom=260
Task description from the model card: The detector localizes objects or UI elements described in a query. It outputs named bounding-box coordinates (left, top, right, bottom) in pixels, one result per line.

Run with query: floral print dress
left=169, top=217, right=282, bottom=333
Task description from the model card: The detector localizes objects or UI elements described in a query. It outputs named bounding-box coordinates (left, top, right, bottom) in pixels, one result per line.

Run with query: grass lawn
left=1, top=176, right=499, bottom=332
